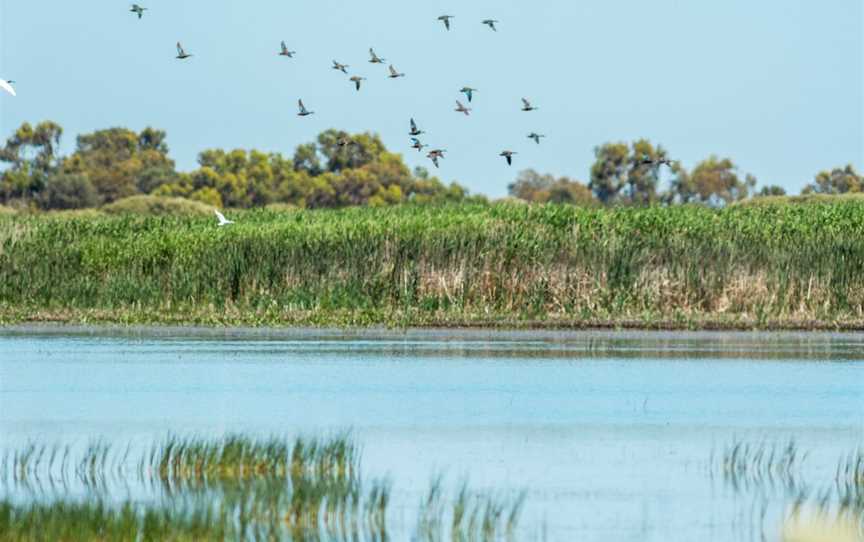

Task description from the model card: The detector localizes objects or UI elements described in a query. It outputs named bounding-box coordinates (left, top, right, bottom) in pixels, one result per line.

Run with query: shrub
left=38, top=173, right=101, bottom=210
left=102, top=195, right=212, bottom=216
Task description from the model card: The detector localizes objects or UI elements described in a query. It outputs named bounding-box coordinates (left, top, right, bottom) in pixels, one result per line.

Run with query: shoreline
left=3, top=319, right=864, bottom=362
left=3, top=316, right=864, bottom=337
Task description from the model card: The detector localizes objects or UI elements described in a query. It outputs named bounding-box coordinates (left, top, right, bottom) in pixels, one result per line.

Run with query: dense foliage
left=511, top=140, right=860, bottom=207
left=1, top=202, right=862, bottom=328
left=2, top=122, right=859, bottom=212
left=0, top=122, right=478, bottom=211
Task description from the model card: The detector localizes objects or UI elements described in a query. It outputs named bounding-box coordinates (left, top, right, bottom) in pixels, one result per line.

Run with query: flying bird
left=214, top=210, right=234, bottom=227
left=482, top=19, right=498, bottom=31
left=176, top=42, right=193, bottom=60
left=350, top=76, right=366, bottom=91
left=499, top=151, right=517, bottom=166
left=279, top=41, right=296, bottom=58
left=460, top=87, right=477, bottom=102
left=337, top=136, right=358, bottom=148
left=332, top=60, right=349, bottom=74
left=527, top=133, right=546, bottom=144
left=297, top=99, right=314, bottom=116
left=521, top=98, right=538, bottom=112
left=130, top=4, right=147, bottom=19
left=0, top=80, right=15, bottom=97
left=388, top=65, right=405, bottom=78
left=368, top=48, right=386, bottom=64
left=640, top=157, right=675, bottom=168
left=409, top=118, right=425, bottom=137
left=427, top=149, right=447, bottom=168
left=438, top=15, right=455, bottom=30
left=410, top=138, right=428, bottom=152
left=455, top=100, right=471, bottom=116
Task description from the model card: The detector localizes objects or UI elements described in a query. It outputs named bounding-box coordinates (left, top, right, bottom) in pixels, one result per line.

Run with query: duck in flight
left=482, top=19, right=498, bottom=31
left=460, top=87, right=477, bottom=102
left=388, top=65, right=405, bottom=79
left=130, top=4, right=147, bottom=19
left=455, top=100, right=471, bottom=116
left=279, top=41, right=296, bottom=58
left=409, top=118, right=424, bottom=137
left=528, top=132, right=546, bottom=144
left=338, top=136, right=359, bottom=148
left=410, top=138, right=428, bottom=152
left=640, top=157, right=675, bottom=168
left=297, top=99, right=314, bottom=116
left=427, top=149, right=447, bottom=168
left=438, top=15, right=455, bottom=30
left=521, top=98, right=538, bottom=112
left=214, top=210, right=234, bottom=227
left=350, top=76, right=366, bottom=91
left=368, top=48, right=386, bottom=64
left=176, top=42, right=193, bottom=60
left=332, top=60, right=349, bottom=74
left=499, top=150, right=517, bottom=166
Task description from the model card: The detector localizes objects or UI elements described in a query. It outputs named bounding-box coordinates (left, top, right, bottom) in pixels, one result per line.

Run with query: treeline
left=508, top=139, right=862, bottom=206
left=1, top=122, right=860, bottom=211
left=0, top=121, right=480, bottom=210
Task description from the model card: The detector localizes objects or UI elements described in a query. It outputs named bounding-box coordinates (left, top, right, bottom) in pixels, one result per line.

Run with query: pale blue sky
left=1, top=0, right=861, bottom=197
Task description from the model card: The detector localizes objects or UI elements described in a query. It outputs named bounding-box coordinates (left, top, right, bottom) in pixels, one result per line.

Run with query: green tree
left=624, top=139, right=670, bottom=205
left=0, top=121, right=64, bottom=205
left=588, top=140, right=675, bottom=205
left=666, top=156, right=755, bottom=206
left=802, top=165, right=862, bottom=194
left=317, top=130, right=387, bottom=172
left=509, top=169, right=556, bottom=202
left=509, top=169, right=596, bottom=206
left=589, top=142, right=629, bottom=204
left=293, top=143, right=323, bottom=176
left=62, top=127, right=176, bottom=203
left=547, top=178, right=597, bottom=205
left=38, top=173, right=100, bottom=210
left=755, top=185, right=787, bottom=197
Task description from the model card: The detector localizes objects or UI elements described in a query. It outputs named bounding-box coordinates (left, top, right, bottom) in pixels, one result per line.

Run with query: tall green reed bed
left=0, top=434, right=526, bottom=541
left=2, top=202, right=863, bottom=327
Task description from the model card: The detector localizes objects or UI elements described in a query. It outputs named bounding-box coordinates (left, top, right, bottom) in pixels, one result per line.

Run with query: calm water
left=0, top=327, right=862, bottom=541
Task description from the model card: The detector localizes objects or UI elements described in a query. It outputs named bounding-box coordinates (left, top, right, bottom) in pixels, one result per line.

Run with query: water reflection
left=0, top=328, right=862, bottom=541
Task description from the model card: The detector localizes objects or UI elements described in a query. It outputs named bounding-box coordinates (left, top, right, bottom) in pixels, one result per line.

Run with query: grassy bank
left=1, top=202, right=863, bottom=329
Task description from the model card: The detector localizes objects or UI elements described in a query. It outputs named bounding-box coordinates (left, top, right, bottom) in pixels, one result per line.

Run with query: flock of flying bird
left=0, top=4, right=679, bottom=225
left=127, top=3, right=557, bottom=169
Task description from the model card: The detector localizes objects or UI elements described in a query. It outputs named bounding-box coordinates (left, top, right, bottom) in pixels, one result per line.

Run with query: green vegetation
left=0, top=434, right=528, bottom=542
left=735, top=193, right=864, bottom=207
left=719, top=439, right=806, bottom=492
left=0, top=121, right=480, bottom=212
left=102, top=195, right=212, bottom=216
left=511, top=140, right=861, bottom=207
left=713, top=440, right=864, bottom=540
left=1, top=201, right=863, bottom=329
left=2, top=121, right=860, bottom=215
left=416, top=478, right=526, bottom=542
left=803, top=165, right=863, bottom=196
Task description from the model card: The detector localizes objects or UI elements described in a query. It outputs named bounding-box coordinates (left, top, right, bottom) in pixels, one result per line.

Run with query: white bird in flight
left=0, top=80, right=15, bottom=97
left=214, top=209, right=234, bottom=226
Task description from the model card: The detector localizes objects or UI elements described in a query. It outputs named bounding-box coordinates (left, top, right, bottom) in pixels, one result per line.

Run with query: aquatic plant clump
left=1, top=201, right=864, bottom=328
left=719, top=439, right=807, bottom=492
left=416, top=477, right=527, bottom=542
left=0, top=434, right=529, bottom=541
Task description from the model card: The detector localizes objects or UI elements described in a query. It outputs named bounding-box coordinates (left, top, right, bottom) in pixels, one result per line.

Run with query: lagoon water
left=0, top=327, right=862, bottom=541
